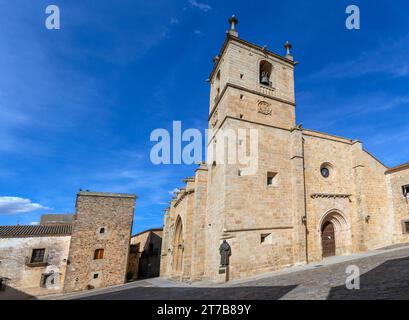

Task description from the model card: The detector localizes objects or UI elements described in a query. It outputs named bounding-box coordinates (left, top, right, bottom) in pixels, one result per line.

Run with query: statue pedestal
left=217, top=266, right=229, bottom=283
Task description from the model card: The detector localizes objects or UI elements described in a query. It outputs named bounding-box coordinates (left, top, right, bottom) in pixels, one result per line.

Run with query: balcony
left=259, top=84, right=275, bottom=97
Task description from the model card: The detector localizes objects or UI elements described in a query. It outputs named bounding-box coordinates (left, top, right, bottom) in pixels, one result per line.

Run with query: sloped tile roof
left=0, top=224, right=72, bottom=238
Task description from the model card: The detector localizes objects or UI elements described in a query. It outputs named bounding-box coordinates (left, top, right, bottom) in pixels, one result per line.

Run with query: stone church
left=160, top=17, right=409, bottom=282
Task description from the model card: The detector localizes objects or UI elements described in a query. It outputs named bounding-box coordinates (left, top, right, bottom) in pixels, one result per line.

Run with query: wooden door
left=321, top=221, right=335, bottom=257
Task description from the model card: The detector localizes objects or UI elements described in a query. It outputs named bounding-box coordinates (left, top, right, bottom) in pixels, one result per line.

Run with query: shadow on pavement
left=77, top=285, right=298, bottom=300
left=0, top=285, right=37, bottom=300
left=328, top=256, right=409, bottom=300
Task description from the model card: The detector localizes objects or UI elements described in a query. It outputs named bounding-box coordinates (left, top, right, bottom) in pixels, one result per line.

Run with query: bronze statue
left=219, top=240, right=231, bottom=267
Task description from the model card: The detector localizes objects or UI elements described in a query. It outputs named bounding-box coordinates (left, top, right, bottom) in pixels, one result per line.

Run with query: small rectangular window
left=405, top=221, right=409, bottom=234
left=31, top=249, right=46, bottom=263
left=93, top=273, right=99, bottom=279
left=402, top=185, right=409, bottom=197
left=94, top=249, right=104, bottom=260
left=267, top=172, right=277, bottom=186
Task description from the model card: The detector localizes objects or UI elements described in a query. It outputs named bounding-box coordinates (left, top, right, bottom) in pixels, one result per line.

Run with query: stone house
left=0, top=191, right=136, bottom=298
left=0, top=224, right=72, bottom=299
left=160, top=17, right=409, bottom=282
left=127, top=228, right=163, bottom=281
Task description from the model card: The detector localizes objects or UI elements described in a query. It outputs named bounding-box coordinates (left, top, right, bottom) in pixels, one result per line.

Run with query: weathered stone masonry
left=63, top=192, right=136, bottom=292
left=160, top=17, right=409, bottom=283
left=0, top=191, right=136, bottom=297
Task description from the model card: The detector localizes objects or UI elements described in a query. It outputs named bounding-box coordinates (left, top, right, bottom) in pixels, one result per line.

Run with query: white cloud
left=168, top=188, right=180, bottom=196
left=189, top=0, right=211, bottom=12
left=29, top=221, right=39, bottom=226
left=0, top=197, right=50, bottom=215
left=194, top=29, right=202, bottom=36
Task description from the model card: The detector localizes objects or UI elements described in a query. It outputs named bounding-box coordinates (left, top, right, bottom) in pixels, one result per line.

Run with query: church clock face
left=321, top=167, right=330, bottom=178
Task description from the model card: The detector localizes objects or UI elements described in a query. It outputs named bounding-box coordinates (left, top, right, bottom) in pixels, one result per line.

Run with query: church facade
left=160, top=17, right=409, bottom=282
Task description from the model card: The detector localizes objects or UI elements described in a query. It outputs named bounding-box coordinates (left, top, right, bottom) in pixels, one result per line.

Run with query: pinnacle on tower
left=284, top=41, right=294, bottom=60
left=228, top=15, right=238, bottom=37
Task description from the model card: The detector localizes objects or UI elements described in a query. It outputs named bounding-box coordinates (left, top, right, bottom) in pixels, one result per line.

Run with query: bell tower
left=203, top=17, right=307, bottom=281
left=208, top=16, right=296, bottom=133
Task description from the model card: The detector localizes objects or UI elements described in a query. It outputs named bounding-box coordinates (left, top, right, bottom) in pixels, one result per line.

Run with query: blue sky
left=1, top=0, right=409, bottom=233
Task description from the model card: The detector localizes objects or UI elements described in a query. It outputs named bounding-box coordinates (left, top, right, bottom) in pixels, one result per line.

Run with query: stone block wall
left=129, top=229, right=162, bottom=279
left=0, top=236, right=70, bottom=297
left=160, top=181, right=196, bottom=281
left=63, top=192, right=135, bottom=292
left=161, top=27, right=409, bottom=284
left=386, top=168, right=409, bottom=244
left=190, top=165, right=208, bottom=281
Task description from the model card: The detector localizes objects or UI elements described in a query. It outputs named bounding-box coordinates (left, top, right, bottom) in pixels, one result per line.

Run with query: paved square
left=49, top=244, right=409, bottom=300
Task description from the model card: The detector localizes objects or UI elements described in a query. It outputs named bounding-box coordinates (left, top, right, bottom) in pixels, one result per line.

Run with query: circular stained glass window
left=321, top=167, right=330, bottom=178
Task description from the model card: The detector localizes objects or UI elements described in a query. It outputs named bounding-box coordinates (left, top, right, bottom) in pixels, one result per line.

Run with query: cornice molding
left=209, top=34, right=295, bottom=82
left=385, top=162, right=409, bottom=175
left=208, top=82, right=296, bottom=121
left=310, top=193, right=352, bottom=201
left=173, top=189, right=195, bottom=208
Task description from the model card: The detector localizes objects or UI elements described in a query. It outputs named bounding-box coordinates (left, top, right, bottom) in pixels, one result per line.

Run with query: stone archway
left=172, top=216, right=184, bottom=274
left=319, top=210, right=351, bottom=258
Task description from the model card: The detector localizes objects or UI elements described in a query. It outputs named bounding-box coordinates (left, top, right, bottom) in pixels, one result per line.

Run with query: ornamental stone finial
left=284, top=41, right=293, bottom=60
left=228, top=15, right=238, bottom=37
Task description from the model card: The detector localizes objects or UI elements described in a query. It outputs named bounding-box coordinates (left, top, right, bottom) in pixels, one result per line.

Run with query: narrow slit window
left=402, top=185, right=409, bottom=197
left=267, top=172, right=277, bottom=186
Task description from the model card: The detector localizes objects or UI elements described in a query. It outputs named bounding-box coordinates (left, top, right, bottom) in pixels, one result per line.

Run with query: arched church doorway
left=172, top=217, right=184, bottom=274
left=319, top=210, right=351, bottom=258
left=321, top=221, right=335, bottom=257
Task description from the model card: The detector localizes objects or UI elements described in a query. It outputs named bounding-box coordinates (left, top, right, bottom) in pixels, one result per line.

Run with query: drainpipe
left=301, top=137, right=309, bottom=264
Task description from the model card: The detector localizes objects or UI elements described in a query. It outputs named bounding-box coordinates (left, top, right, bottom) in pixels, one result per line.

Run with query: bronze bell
left=260, top=72, right=270, bottom=85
